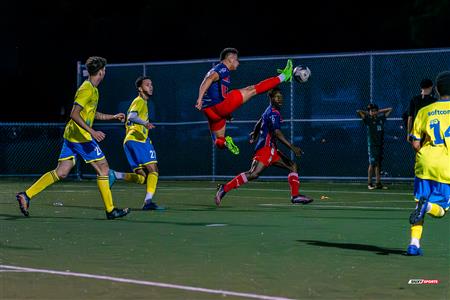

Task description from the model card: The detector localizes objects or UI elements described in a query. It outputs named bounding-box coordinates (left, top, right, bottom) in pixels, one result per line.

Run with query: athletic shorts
left=124, top=139, right=157, bottom=172
left=414, top=177, right=450, bottom=210
left=368, top=145, right=383, bottom=165
left=203, top=90, right=244, bottom=131
left=253, top=146, right=281, bottom=167
left=58, top=139, right=105, bottom=163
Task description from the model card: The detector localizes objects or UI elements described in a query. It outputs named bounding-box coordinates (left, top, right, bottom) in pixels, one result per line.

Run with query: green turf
left=1, top=179, right=449, bottom=299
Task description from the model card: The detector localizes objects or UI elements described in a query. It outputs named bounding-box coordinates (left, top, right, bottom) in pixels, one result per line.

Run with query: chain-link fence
left=2, top=48, right=449, bottom=180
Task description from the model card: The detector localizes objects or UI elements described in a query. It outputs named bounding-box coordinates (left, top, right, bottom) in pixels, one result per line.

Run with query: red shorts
left=253, top=146, right=281, bottom=167
left=203, top=90, right=244, bottom=131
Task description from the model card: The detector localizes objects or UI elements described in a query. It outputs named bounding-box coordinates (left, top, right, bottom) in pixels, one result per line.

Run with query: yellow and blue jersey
left=63, top=80, right=99, bottom=143
left=411, top=99, right=450, bottom=184
left=124, top=96, right=149, bottom=143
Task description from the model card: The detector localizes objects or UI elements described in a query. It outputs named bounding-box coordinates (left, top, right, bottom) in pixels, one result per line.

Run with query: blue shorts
left=59, top=139, right=105, bottom=163
left=123, top=139, right=157, bottom=171
left=414, top=177, right=450, bottom=210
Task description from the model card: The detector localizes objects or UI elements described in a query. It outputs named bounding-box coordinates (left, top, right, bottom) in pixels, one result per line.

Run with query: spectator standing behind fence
left=406, top=78, right=437, bottom=143
left=15, top=56, right=130, bottom=220
left=406, top=71, right=450, bottom=256
left=357, top=103, right=393, bottom=190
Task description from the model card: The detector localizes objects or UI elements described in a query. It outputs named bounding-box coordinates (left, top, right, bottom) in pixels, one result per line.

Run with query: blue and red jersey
left=202, top=63, right=231, bottom=109
left=254, top=105, right=282, bottom=151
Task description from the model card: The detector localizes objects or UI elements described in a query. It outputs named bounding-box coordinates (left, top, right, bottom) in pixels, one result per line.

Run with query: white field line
left=0, top=265, right=294, bottom=300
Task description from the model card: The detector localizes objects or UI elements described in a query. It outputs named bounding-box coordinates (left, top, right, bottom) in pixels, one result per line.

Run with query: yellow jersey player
left=407, top=71, right=450, bottom=256
left=109, top=76, right=164, bottom=210
left=16, top=56, right=130, bottom=220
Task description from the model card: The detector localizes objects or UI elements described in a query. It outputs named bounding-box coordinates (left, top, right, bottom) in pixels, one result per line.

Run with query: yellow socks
left=26, top=170, right=60, bottom=199
left=145, top=172, right=159, bottom=200
left=97, top=176, right=114, bottom=213
left=427, top=203, right=445, bottom=218
left=124, top=173, right=146, bottom=184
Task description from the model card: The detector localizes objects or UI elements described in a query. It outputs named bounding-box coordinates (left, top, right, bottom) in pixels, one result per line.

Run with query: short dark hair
left=135, top=76, right=150, bottom=89
left=367, top=103, right=379, bottom=111
left=436, top=71, right=450, bottom=97
left=420, top=78, right=433, bottom=89
left=85, top=56, right=107, bottom=75
left=220, top=48, right=238, bottom=61
left=268, top=87, right=282, bottom=99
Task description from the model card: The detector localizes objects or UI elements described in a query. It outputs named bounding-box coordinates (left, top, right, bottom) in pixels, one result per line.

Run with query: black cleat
left=215, top=184, right=226, bottom=206
left=291, top=194, right=314, bottom=204
left=16, top=192, right=30, bottom=217
left=142, top=201, right=166, bottom=211
left=106, top=208, right=130, bottom=220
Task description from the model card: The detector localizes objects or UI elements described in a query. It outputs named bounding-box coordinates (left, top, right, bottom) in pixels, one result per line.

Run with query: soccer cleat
left=225, top=136, right=240, bottom=155
left=108, top=169, right=117, bottom=189
left=142, top=201, right=166, bottom=211
left=409, top=197, right=428, bottom=224
left=16, top=192, right=30, bottom=217
left=277, top=59, right=293, bottom=82
left=106, top=207, right=130, bottom=220
left=376, top=183, right=388, bottom=190
left=368, top=183, right=376, bottom=190
left=291, top=194, right=314, bottom=204
left=406, top=245, right=423, bottom=256
left=215, top=184, right=226, bottom=206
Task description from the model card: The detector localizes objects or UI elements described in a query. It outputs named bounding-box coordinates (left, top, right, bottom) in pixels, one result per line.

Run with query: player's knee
left=57, top=171, right=68, bottom=180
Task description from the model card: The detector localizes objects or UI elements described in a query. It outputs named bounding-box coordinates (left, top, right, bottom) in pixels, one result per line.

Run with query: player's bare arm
left=378, top=107, right=393, bottom=117
left=195, top=71, right=220, bottom=110
left=356, top=110, right=367, bottom=118
left=70, top=104, right=105, bottom=142
left=95, top=112, right=125, bottom=122
left=274, top=129, right=303, bottom=157
left=411, top=140, right=421, bottom=152
left=249, top=118, right=262, bottom=144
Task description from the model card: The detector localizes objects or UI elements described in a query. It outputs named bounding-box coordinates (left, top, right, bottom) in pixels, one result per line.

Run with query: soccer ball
left=293, top=65, right=311, bottom=83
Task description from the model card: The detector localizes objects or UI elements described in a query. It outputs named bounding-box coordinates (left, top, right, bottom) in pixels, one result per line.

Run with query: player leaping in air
left=195, top=48, right=293, bottom=155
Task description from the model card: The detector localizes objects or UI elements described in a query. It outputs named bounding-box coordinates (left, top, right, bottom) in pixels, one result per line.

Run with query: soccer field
left=1, top=179, right=449, bottom=299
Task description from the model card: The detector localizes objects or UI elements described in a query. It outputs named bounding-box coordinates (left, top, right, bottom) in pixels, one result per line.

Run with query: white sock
left=277, top=74, right=286, bottom=82
left=114, top=171, right=124, bottom=180
left=410, top=238, right=420, bottom=248
left=144, top=192, right=154, bottom=202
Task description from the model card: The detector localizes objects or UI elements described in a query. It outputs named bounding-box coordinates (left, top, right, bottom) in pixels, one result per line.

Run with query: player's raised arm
left=356, top=110, right=367, bottom=119
left=195, top=71, right=220, bottom=110
left=378, top=107, right=393, bottom=117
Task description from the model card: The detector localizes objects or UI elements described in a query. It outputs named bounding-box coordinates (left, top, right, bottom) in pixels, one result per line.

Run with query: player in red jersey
left=214, top=87, right=313, bottom=206
left=195, top=48, right=293, bottom=155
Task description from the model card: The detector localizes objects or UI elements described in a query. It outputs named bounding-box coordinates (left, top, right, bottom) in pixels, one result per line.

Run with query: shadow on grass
left=297, top=239, right=405, bottom=255
left=0, top=242, right=43, bottom=251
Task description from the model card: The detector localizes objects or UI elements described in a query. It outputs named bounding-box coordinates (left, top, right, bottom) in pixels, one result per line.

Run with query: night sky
left=2, top=0, right=449, bottom=121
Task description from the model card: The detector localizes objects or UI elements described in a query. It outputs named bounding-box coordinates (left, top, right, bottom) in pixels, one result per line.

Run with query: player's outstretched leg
left=16, top=192, right=30, bottom=217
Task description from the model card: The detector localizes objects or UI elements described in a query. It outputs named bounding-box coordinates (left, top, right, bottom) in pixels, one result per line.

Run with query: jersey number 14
left=430, top=120, right=450, bottom=144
